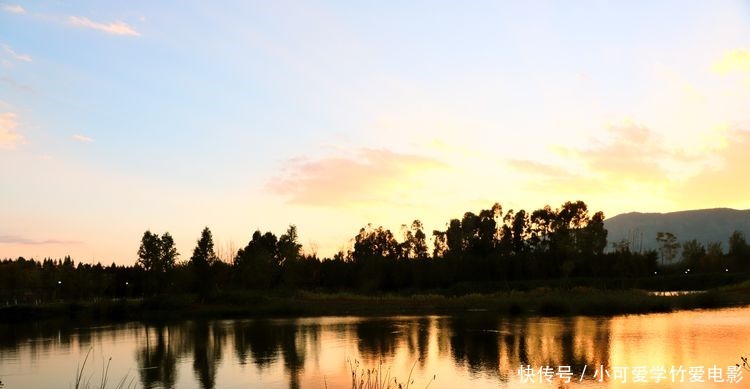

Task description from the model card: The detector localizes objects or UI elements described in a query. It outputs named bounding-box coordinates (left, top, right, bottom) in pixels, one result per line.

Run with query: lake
left=1, top=307, right=749, bottom=388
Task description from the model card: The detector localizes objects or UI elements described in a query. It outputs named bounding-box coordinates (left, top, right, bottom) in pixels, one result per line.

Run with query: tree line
left=2, top=200, right=750, bottom=303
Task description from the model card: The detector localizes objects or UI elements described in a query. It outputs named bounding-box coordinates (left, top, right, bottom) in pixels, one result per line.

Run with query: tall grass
left=72, top=349, right=137, bottom=389
left=324, top=359, right=435, bottom=389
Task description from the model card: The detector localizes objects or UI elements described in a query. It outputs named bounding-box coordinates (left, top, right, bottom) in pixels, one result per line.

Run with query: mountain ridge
left=604, top=208, right=750, bottom=252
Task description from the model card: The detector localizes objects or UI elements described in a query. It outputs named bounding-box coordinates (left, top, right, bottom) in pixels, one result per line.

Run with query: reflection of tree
left=450, top=316, right=501, bottom=375
left=136, top=324, right=177, bottom=389
left=232, top=320, right=278, bottom=368
left=404, top=318, right=430, bottom=367
left=231, top=319, right=306, bottom=389
left=3, top=315, right=619, bottom=388
left=448, top=316, right=612, bottom=381
left=280, top=322, right=305, bottom=389
left=0, top=320, right=78, bottom=362
left=232, top=321, right=252, bottom=366
left=356, top=319, right=400, bottom=359
left=192, top=321, right=224, bottom=389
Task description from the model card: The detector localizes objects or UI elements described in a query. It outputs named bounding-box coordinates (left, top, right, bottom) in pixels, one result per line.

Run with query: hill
left=604, top=208, right=750, bottom=252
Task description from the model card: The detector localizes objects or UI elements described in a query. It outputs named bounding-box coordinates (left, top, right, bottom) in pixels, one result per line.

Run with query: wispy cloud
left=508, top=121, right=750, bottom=211
left=0, top=76, right=37, bottom=94
left=513, top=122, right=674, bottom=184
left=0, top=235, right=81, bottom=245
left=713, top=49, right=750, bottom=74
left=0, top=112, right=23, bottom=149
left=68, top=16, right=140, bottom=37
left=268, top=148, right=446, bottom=206
left=673, top=127, right=750, bottom=208
left=571, top=122, right=673, bottom=182
left=1, top=4, right=25, bottom=14
left=1, top=43, right=32, bottom=62
left=507, top=159, right=571, bottom=177
left=71, top=134, right=93, bottom=143
left=506, top=157, right=606, bottom=198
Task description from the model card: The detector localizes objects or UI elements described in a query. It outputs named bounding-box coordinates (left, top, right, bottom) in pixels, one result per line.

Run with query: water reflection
left=137, top=324, right=177, bottom=389
left=0, top=309, right=747, bottom=389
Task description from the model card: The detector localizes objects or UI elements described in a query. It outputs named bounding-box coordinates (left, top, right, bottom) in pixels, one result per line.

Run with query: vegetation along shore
left=3, top=200, right=750, bottom=322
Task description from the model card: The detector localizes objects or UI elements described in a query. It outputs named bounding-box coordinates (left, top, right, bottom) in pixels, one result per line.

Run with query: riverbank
left=2, top=281, right=750, bottom=322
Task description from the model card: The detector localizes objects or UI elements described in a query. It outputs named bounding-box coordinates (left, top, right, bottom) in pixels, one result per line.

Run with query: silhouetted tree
left=729, top=230, right=750, bottom=270
left=351, top=225, right=400, bottom=290
left=704, top=242, right=724, bottom=271
left=160, top=232, right=179, bottom=272
left=235, top=230, right=280, bottom=289
left=656, top=232, right=680, bottom=265
left=681, top=239, right=705, bottom=269
left=279, top=225, right=303, bottom=288
left=400, top=220, right=428, bottom=260
left=190, top=227, right=218, bottom=297
left=137, top=231, right=162, bottom=272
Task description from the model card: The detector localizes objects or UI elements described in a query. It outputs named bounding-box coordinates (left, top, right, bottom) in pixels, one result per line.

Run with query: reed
left=324, top=359, right=436, bottom=389
left=71, top=349, right=137, bottom=389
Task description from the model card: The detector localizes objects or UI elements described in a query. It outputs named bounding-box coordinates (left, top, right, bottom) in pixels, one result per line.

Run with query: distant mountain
left=604, top=208, right=750, bottom=252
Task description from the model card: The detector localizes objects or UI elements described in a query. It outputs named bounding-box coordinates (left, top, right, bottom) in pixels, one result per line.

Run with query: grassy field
left=2, top=282, right=750, bottom=322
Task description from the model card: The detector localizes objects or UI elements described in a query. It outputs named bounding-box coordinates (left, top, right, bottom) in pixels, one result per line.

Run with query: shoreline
left=2, top=283, right=749, bottom=323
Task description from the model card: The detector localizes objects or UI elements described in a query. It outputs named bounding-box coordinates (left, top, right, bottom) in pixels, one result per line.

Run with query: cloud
left=0, top=112, right=23, bottom=149
left=507, top=159, right=571, bottom=177
left=1, top=76, right=37, bottom=94
left=507, top=123, right=674, bottom=186
left=268, top=148, right=446, bottom=206
left=508, top=120, right=750, bottom=211
left=506, top=158, right=608, bottom=198
left=1, top=4, right=25, bottom=14
left=71, top=134, right=93, bottom=143
left=673, top=127, right=750, bottom=208
left=1, top=43, right=32, bottom=62
left=68, top=16, right=140, bottom=37
left=713, top=49, right=750, bottom=74
left=566, top=122, right=676, bottom=183
left=0, top=235, right=81, bottom=245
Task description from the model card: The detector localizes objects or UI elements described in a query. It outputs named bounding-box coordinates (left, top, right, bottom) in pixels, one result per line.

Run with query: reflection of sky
left=2, top=1, right=750, bottom=263
left=1, top=308, right=749, bottom=388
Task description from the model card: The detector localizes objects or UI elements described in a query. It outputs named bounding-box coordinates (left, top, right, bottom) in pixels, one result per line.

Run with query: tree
left=190, top=227, right=218, bottom=296
left=191, top=227, right=218, bottom=269
left=704, top=242, right=724, bottom=271
left=137, top=230, right=178, bottom=273
left=278, top=225, right=302, bottom=265
left=510, top=210, right=529, bottom=254
left=410, top=220, right=429, bottom=260
left=278, top=225, right=304, bottom=288
left=160, top=232, right=179, bottom=272
left=399, top=220, right=428, bottom=260
left=582, top=211, right=608, bottom=256
left=137, top=231, right=162, bottom=272
left=612, top=239, right=631, bottom=253
left=528, top=206, right=555, bottom=253
left=681, top=239, right=705, bottom=268
left=656, top=232, right=680, bottom=265
left=235, top=230, right=282, bottom=289
left=727, top=230, right=750, bottom=271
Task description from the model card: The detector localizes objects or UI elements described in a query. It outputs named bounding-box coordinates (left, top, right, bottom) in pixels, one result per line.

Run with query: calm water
left=1, top=307, right=749, bottom=389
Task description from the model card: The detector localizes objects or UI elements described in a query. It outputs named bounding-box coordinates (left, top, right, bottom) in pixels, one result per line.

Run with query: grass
left=2, top=281, right=750, bottom=323
left=68, top=351, right=432, bottom=389
left=323, top=359, right=435, bottom=389
left=72, top=349, right=137, bottom=389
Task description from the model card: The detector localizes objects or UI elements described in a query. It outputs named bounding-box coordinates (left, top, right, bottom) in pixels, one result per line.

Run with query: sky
left=2, top=1, right=750, bottom=264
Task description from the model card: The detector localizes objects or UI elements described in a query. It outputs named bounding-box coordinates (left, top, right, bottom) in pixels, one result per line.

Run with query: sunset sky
left=2, top=1, right=750, bottom=264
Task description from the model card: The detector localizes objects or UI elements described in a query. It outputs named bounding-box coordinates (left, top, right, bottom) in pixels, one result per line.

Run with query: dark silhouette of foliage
left=2, top=200, right=748, bottom=305
left=235, top=230, right=281, bottom=289
left=190, top=227, right=219, bottom=298
left=656, top=232, right=680, bottom=265
left=137, top=231, right=162, bottom=273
